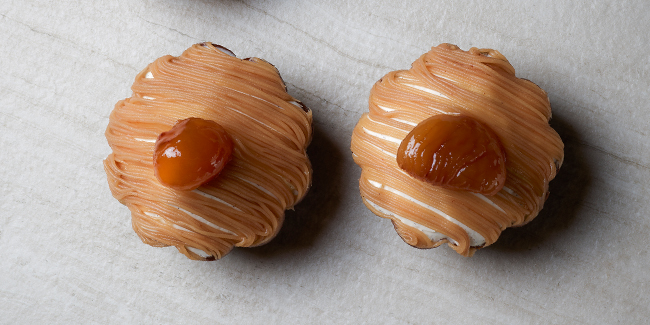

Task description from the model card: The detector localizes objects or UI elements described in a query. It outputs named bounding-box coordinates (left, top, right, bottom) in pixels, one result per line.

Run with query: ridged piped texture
left=351, top=43, right=564, bottom=256
left=104, top=43, right=312, bottom=260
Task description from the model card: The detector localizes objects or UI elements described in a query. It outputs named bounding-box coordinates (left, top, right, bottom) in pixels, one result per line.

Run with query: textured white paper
left=1, top=0, right=649, bottom=323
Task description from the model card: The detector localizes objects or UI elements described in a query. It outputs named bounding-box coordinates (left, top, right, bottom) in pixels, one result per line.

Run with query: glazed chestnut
left=396, top=114, right=506, bottom=196
left=154, top=118, right=233, bottom=191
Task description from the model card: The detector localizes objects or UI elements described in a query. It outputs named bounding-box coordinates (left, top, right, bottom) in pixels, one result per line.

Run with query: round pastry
left=104, top=43, right=312, bottom=260
left=351, top=44, right=564, bottom=256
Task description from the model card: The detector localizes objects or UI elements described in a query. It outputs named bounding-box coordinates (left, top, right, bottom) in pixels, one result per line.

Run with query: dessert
left=351, top=44, right=564, bottom=256
left=104, top=43, right=313, bottom=260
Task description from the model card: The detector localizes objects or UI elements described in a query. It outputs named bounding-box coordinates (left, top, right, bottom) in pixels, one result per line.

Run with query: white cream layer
left=365, top=199, right=451, bottom=244
left=367, top=179, right=485, bottom=246
left=143, top=212, right=213, bottom=258
left=361, top=119, right=489, bottom=247
left=193, top=189, right=241, bottom=211
left=187, top=246, right=213, bottom=258
left=169, top=204, right=237, bottom=236
left=405, top=84, right=449, bottom=99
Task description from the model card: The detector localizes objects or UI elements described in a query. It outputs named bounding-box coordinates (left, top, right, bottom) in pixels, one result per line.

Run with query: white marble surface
left=1, top=0, right=649, bottom=323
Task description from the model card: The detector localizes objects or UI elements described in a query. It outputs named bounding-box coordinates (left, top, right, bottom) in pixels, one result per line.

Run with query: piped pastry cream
left=351, top=44, right=564, bottom=256
left=104, top=43, right=312, bottom=260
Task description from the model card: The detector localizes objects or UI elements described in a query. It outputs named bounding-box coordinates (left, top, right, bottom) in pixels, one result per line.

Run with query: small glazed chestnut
left=154, top=118, right=233, bottom=191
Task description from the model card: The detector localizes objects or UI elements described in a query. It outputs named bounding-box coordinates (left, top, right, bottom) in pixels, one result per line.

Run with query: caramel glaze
left=351, top=44, right=564, bottom=256
left=104, top=43, right=312, bottom=260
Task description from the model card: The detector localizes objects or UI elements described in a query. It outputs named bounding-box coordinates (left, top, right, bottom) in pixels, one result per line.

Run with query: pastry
left=104, top=43, right=312, bottom=260
left=351, top=44, right=564, bottom=256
